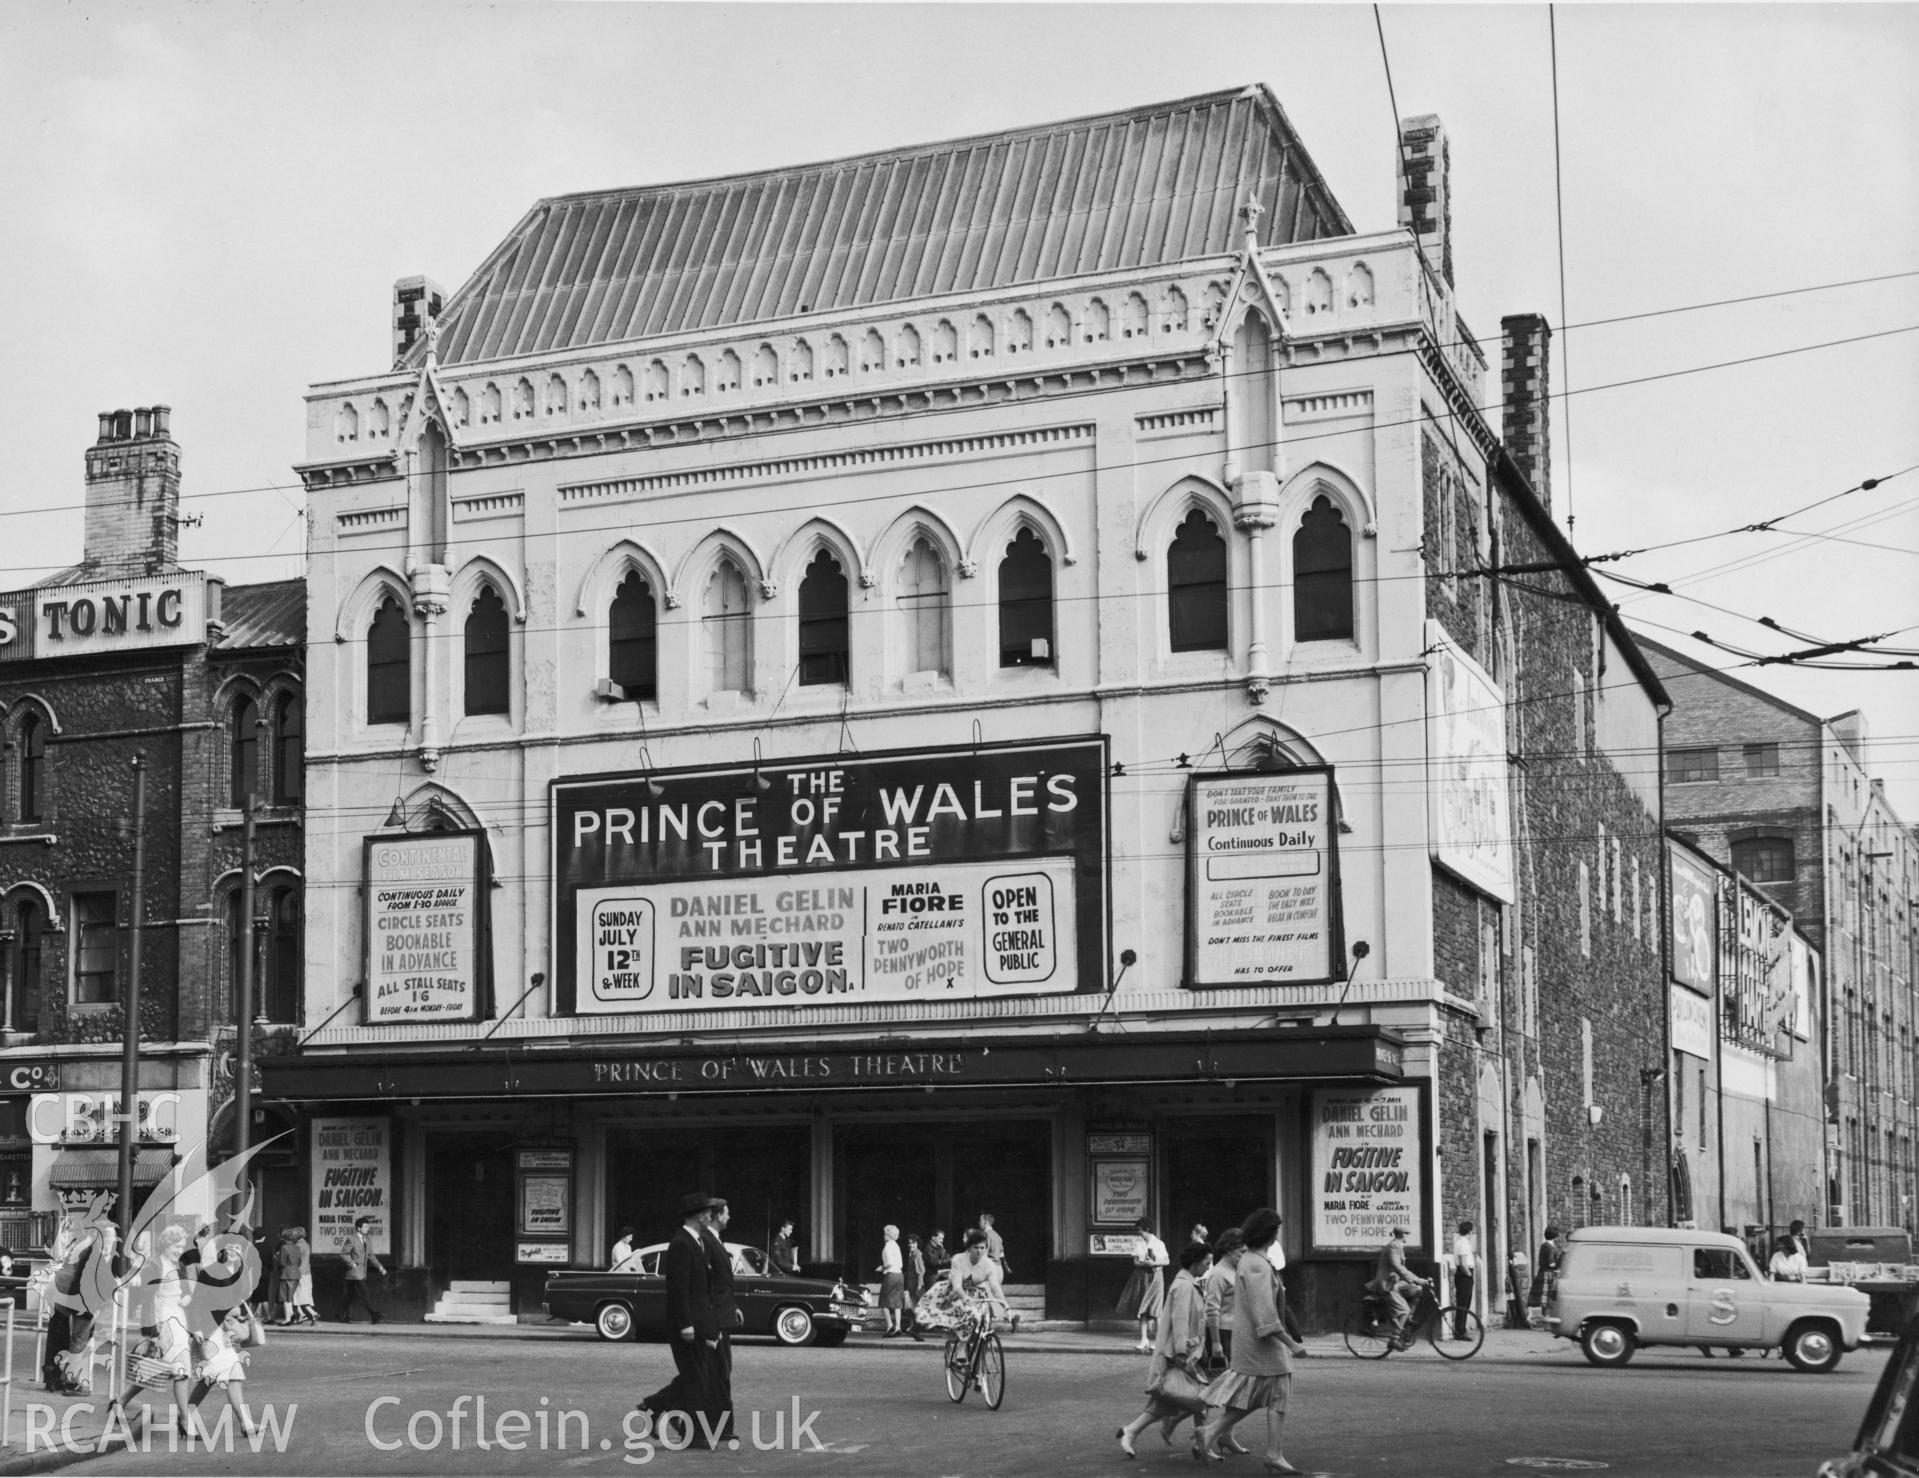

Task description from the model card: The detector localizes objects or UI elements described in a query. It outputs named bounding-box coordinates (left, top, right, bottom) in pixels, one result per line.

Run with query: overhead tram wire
left=11, top=259, right=1916, bottom=528
left=9, top=320, right=1915, bottom=585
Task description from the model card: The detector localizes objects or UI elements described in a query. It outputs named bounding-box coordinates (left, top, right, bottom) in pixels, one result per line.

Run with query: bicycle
left=1343, top=1281, right=1483, bottom=1360
left=942, top=1295, right=1007, bottom=1409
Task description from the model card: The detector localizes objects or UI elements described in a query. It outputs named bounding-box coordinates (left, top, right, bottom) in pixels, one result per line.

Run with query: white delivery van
left=1546, top=1226, right=1870, bottom=1372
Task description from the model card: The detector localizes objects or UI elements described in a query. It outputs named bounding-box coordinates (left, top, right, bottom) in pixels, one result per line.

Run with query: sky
left=3, top=1, right=1916, bottom=814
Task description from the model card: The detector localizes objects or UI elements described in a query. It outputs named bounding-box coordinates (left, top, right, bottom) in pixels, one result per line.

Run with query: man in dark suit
left=653, top=1192, right=722, bottom=1446
left=702, top=1198, right=744, bottom=1444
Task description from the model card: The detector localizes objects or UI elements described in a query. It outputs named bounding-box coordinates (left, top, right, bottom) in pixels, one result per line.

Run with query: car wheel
left=772, top=1305, right=817, bottom=1347
left=1783, top=1321, right=1842, bottom=1374
left=595, top=1303, right=635, bottom=1342
left=1580, top=1320, right=1635, bottom=1368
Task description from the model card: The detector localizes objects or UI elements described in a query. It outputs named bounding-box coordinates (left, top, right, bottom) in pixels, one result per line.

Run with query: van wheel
left=1581, top=1321, right=1635, bottom=1368
left=1783, top=1321, right=1842, bottom=1374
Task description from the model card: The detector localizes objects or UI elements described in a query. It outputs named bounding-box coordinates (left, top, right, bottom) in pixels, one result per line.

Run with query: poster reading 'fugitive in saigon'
left=1310, top=1086, right=1425, bottom=1255
left=1186, top=768, right=1338, bottom=986
left=310, top=1116, right=392, bottom=1257
left=552, top=739, right=1106, bottom=1018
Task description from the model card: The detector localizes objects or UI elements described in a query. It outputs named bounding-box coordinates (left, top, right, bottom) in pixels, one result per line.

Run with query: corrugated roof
left=215, top=578, right=304, bottom=652
left=418, top=85, right=1353, bottom=368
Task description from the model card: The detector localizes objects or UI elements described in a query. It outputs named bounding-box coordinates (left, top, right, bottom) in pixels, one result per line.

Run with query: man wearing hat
left=658, top=1192, right=723, bottom=1445
left=702, top=1197, right=743, bottom=1444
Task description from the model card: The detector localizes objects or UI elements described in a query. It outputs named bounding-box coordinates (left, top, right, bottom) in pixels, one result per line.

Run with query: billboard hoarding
left=1425, top=623, right=1515, bottom=903
left=554, top=739, right=1106, bottom=1017
left=311, top=1117, right=392, bottom=1257
left=363, top=831, right=488, bottom=1023
left=1669, top=845, right=1717, bottom=997
left=1186, top=768, right=1339, bottom=986
left=1309, top=1085, right=1427, bottom=1256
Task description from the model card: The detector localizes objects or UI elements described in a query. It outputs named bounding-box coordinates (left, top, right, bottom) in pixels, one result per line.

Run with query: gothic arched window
left=1293, top=496, right=1354, bottom=642
left=1168, top=509, right=1228, bottom=652
left=366, top=597, right=410, bottom=725
left=798, top=550, right=849, bottom=687
left=609, top=571, right=658, bottom=702
left=703, top=560, right=751, bottom=694
left=998, top=527, right=1054, bottom=668
left=463, top=586, right=510, bottom=716
left=898, top=538, right=949, bottom=677
left=230, top=695, right=259, bottom=808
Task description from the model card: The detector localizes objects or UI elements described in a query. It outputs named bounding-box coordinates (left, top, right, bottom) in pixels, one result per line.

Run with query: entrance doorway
left=1163, top=1116, right=1275, bottom=1248
left=836, top=1121, right=1049, bottom=1280
left=427, top=1134, right=514, bottom=1281
left=605, top=1124, right=811, bottom=1260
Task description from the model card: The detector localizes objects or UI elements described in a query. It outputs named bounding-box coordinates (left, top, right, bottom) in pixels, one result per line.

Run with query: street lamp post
left=115, top=755, right=147, bottom=1250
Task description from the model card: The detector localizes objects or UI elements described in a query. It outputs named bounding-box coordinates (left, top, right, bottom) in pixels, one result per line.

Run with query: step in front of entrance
left=427, top=1280, right=516, bottom=1325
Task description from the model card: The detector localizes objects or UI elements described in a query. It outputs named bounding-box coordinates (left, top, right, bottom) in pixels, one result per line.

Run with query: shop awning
left=264, top=1024, right=1407, bottom=1102
left=49, top=1150, right=170, bottom=1188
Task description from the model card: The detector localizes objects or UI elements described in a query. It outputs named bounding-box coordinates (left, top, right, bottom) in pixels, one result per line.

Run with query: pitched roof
left=417, top=84, right=1353, bottom=368
left=214, top=578, right=304, bottom=653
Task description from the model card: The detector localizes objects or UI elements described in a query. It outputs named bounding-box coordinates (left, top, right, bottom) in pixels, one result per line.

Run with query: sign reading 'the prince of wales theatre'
left=553, top=739, right=1106, bottom=1017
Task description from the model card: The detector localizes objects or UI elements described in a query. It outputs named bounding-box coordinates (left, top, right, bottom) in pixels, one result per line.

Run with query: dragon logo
left=52, top=1135, right=284, bottom=1339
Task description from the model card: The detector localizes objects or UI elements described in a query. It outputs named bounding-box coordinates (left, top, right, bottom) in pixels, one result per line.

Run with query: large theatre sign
left=552, top=738, right=1107, bottom=1017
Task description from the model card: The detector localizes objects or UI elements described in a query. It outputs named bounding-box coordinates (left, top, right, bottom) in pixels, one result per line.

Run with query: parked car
left=1819, top=1312, right=1919, bottom=1478
left=1545, top=1226, right=1869, bottom=1372
left=544, top=1241, right=874, bottom=1346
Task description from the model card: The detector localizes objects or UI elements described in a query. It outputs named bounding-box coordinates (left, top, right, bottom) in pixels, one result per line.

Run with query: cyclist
left=1366, top=1227, right=1431, bottom=1350
left=949, top=1228, right=1004, bottom=1305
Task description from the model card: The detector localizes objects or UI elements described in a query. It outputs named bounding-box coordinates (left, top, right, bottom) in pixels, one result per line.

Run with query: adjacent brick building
left=0, top=408, right=304, bottom=1242
left=1644, top=637, right=1919, bottom=1231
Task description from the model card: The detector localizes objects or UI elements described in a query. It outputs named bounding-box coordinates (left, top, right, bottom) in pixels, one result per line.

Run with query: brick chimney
left=83, top=405, right=181, bottom=575
left=393, top=275, right=446, bottom=367
left=1397, top=115, right=1452, bottom=286
left=1501, top=314, right=1552, bottom=511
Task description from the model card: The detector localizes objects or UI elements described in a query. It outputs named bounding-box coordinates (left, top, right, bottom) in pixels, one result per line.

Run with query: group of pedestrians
left=875, top=1212, right=1008, bottom=1340
left=1115, top=1208, right=1310, bottom=1475
left=265, top=1226, right=317, bottom=1325
left=99, top=1221, right=268, bottom=1447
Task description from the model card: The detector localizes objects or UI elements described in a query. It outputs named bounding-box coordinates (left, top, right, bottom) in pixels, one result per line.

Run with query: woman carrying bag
left=1116, top=1241, right=1216, bottom=1458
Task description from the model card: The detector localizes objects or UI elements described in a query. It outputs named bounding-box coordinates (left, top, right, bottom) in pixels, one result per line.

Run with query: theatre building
left=285, top=87, right=1668, bottom=1322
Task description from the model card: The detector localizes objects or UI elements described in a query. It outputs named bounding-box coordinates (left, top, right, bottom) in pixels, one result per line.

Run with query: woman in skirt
left=1115, top=1240, right=1212, bottom=1457
left=290, top=1227, right=317, bottom=1324
left=106, top=1225, right=196, bottom=1446
left=1115, top=1218, right=1169, bottom=1352
left=189, top=1300, right=262, bottom=1437
left=876, top=1225, right=907, bottom=1338
left=1195, top=1207, right=1309, bottom=1472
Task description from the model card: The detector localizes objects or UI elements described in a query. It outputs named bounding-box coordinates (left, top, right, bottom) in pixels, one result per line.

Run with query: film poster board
left=311, top=1117, right=392, bottom=1257
left=1309, top=1085, right=1427, bottom=1256
left=517, top=1147, right=572, bottom=1260
left=364, top=830, right=489, bottom=1023
left=553, top=739, right=1107, bottom=1018
left=1669, top=844, right=1717, bottom=997
left=1424, top=623, right=1515, bottom=903
left=1185, top=767, right=1339, bottom=986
